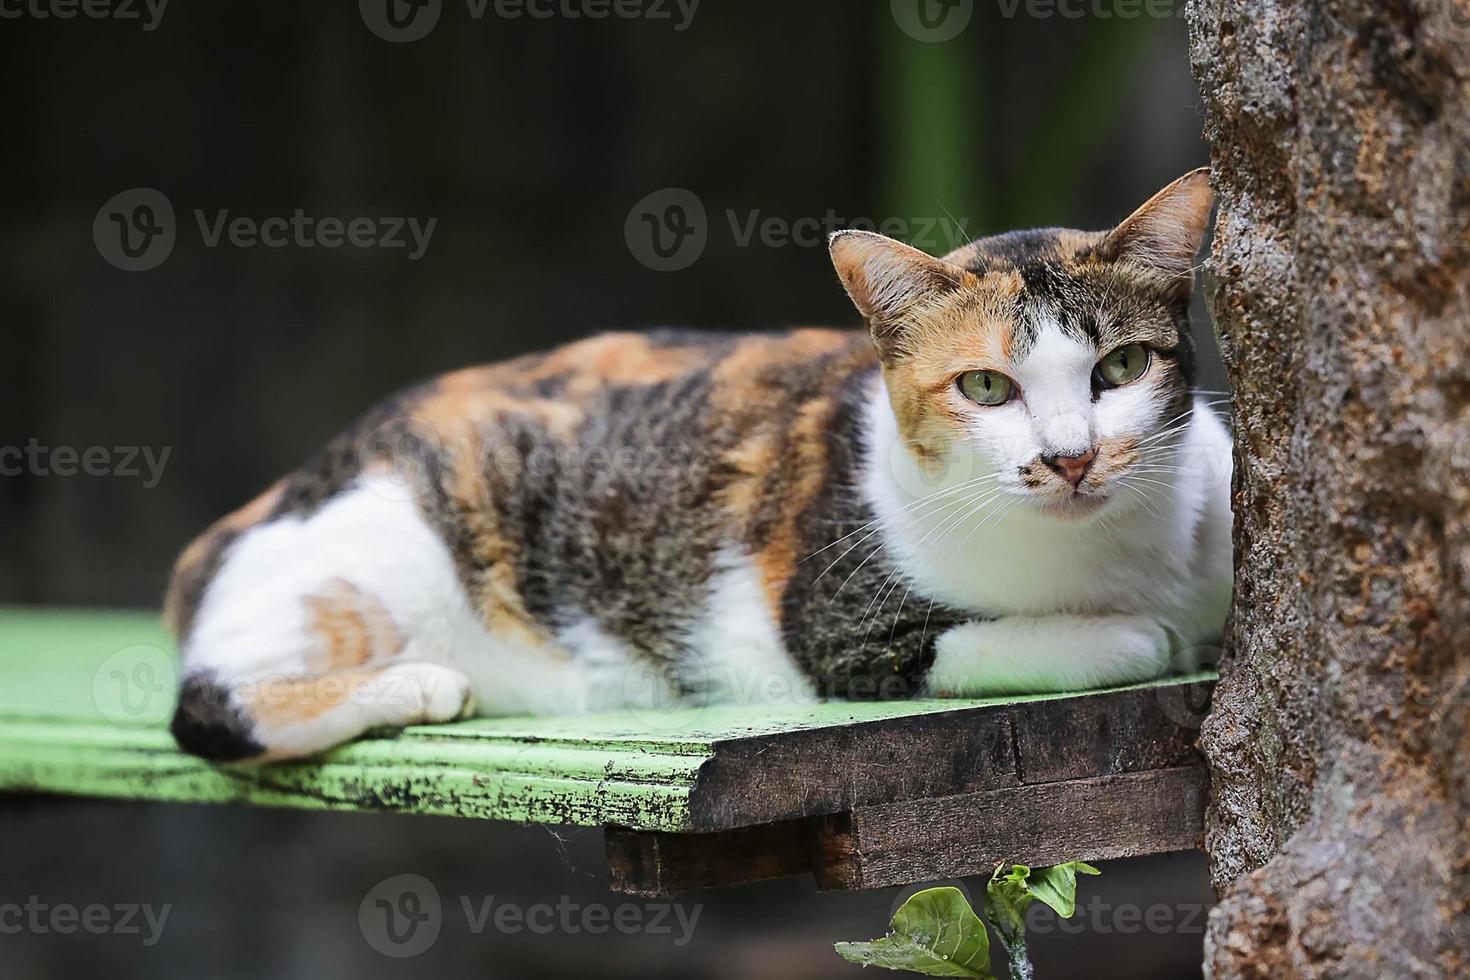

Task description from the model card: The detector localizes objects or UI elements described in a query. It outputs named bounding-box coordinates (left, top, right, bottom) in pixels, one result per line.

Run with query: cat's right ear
left=829, top=230, right=969, bottom=358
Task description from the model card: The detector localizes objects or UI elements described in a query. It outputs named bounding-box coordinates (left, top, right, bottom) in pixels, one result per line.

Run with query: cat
left=166, top=169, right=1231, bottom=764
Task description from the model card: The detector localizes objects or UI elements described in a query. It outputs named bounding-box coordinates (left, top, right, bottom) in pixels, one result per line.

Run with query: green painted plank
left=0, top=607, right=1215, bottom=830
left=0, top=607, right=177, bottom=724
left=0, top=745, right=698, bottom=828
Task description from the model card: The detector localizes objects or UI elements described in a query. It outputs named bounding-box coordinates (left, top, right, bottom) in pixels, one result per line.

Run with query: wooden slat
left=607, top=766, right=1208, bottom=896
left=683, top=680, right=1209, bottom=830
left=0, top=608, right=1214, bottom=836
left=816, top=766, right=1208, bottom=890
left=1008, top=681, right=1210, bottom=783
left=606, top=819, right=821, bottom=898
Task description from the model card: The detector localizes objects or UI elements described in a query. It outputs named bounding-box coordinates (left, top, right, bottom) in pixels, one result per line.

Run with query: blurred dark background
left=2, top=1, right=1219, bottom=976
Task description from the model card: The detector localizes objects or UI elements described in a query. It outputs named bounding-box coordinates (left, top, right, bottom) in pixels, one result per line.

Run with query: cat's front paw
left=926, top=615, right=1171, bottom=696
left=375, top=663, right=476, bottom=725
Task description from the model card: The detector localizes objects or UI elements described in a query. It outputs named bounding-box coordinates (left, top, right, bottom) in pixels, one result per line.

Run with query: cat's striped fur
left=167, top=170, right=1231, bottom=763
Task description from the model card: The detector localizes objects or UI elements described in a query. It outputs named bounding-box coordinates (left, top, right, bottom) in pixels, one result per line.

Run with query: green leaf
left=1025, top=861, right=1101, bottom=919
left=834, top=887, right=996, bottom=978
left=986, top=860, right=1102, bottom=935
left=983, top=865, right=1033, bottom=936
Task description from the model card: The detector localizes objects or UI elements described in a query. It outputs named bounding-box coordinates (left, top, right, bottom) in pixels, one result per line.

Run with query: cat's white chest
left=881, top=502, right=1186, bottom=617
left=860, top=386, right=1230, bottom=624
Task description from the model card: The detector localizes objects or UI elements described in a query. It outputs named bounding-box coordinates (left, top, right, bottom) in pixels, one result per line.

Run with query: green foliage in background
left=878, top=8, right=1165, bottom=236
left=834, top=862, right=1100, bottom=978
left=835, top=887, right=994, bottom=978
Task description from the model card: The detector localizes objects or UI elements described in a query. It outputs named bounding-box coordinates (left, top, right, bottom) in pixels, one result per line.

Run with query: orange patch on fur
left=1089, top=435, right=1143, bottom=484
left=303, top=579, right=404, bottom=672
left=245, top=667, right=391, bottom=728
left=395, top=377, right=579, bottom=644
left=718, top=427, right=779, bottom=531
left=876, top=273, right=1025, bottom=461
left=520, top=333, right=709, bottom=397
left=414, top=376, right=584, bottom=449
left=709, top=329, right=859, bottom=409
left=751, top=393, right=839, bottom=612
left=706, top=332, right=877, bottom=618
left=393, top=340, right=712, bottom=648
left=434, top=450, right=553, bottom=645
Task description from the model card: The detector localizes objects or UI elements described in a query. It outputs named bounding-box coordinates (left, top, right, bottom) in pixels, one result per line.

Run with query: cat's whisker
left=1116, top=479, right=1168, bottom=522
left=958, top=493, right=1025, bottom=549
left=1120, top=474, right=1179, bottom=493
left=915, top=595, right=939, bottom=661
left=885, top=582, right=915, bottom=652
left=1116, top=487, right=1159, bottom=523
left=806, top=474, right=1003, bottom=579
left=1139, top=410, right=1197, bottom=438
left=829, top=484, right=1009, bottom=603
left=1093, top=504, right=1121, bottom=538
left=802, top=471, right=1005, bottom=565
left=1133, top=422, right=1197, bottom=449
left=848, top=483, right=1014, bottom=620
left=863, top=491, right=1002, bottom=641
left=938, top=203, right=975, bottom=249
left=857, top=482, right=1019, bottom=631
left=870, top=499, right=999, bottom=643
left=860, top=572, right=911, bottom=648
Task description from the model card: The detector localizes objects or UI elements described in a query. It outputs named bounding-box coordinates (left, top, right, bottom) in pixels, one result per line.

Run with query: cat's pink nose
left=1043, top=450, right=1096, bottom=488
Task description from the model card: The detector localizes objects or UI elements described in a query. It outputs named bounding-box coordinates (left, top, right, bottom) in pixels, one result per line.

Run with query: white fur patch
left=549, top=616, right=679, bottom=715
left=678, top=551, right=815, bottom=705
left=927, top=615, right=1171, bottom=695
left=185, top=472, right=478, bottom=679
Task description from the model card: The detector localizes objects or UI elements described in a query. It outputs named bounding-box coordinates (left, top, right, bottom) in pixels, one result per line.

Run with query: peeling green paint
left=0, top=608, right=1215, bottom=831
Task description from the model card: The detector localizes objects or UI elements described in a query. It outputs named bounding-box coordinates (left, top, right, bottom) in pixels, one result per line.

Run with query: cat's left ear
left=829, top=230, right=969, bottom=358
left=1096, top=167, right=1214, bottom=290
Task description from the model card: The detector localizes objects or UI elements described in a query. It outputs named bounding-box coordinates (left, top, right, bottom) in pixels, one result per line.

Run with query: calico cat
left=166, top=169, right=1231, bottom=763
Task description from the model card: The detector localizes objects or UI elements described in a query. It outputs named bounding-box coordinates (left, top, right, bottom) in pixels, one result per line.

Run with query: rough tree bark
left=1187, top=0, right=1470, bottom=976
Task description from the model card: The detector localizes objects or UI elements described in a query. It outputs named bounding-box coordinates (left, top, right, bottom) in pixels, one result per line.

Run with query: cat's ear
left=1096, top=167, right=1214, bottom=289
left=829, top=230, right=969, bottom=357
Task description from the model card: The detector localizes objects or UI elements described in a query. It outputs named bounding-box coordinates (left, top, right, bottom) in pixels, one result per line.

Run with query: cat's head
left=830, top=168, right=1214, bottom=520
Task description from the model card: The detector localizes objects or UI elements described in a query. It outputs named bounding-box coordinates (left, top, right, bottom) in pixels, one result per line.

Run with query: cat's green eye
left=1096, top=343, right=1150, bottom=388
left=958, top=370, right=1015, bottom=406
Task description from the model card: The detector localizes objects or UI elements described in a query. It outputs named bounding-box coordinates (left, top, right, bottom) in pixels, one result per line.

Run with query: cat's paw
left=374, top=663, right=476, bottom=725
left=926, top=615, right=1171, bottom=696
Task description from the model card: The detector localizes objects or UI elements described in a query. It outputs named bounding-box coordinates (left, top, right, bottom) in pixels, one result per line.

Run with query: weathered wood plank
left=686, top=706, right=1018, bottom=830
left=0, top=608, right=1215, bottom=835
left=606, top=819, right=820, bottom=897
left=604, top=766, right=1209, bottom=896
left=684, top=673, right=1209, bottom=829
left=815, top=765, right=1208, bottom=890
left=1009, top=681, right=1209, bottom=783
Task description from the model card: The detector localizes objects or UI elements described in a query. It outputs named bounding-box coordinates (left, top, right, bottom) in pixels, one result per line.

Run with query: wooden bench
left=0, top=608, right=1214, bottom=895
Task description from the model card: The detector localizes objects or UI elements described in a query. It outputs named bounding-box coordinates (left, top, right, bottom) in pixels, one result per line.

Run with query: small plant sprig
left=833, top=861, right=1100, bottom=978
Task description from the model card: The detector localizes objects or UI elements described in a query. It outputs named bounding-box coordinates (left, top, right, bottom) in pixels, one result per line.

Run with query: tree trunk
left=1187, top=0, right=1470, bottom=975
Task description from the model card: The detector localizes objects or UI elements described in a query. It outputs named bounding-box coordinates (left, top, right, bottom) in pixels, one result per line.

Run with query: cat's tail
left=168, top=659, right=475, bottom=764
left=170, top=673, right=266, bottom=762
